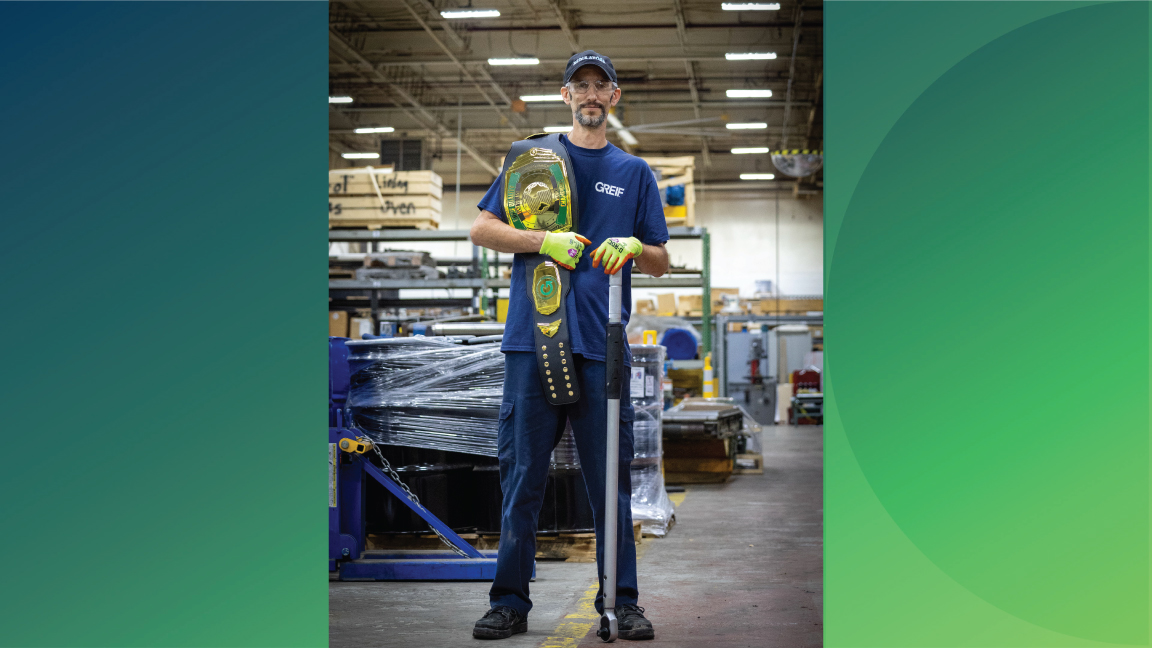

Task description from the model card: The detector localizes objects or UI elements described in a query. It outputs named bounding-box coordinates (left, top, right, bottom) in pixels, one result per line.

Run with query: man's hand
left=540, top=231, right=593, bottom=270
left=591, top=237, right=644, bottom=275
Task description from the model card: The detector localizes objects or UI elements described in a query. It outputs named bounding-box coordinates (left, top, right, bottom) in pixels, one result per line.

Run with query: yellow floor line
left=538, top=492, right=685, bottom=647
left=538, top=581, right=599, bottom=648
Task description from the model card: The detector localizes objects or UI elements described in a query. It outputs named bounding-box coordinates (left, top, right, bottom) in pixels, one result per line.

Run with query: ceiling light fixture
left=354, top=127, right=394, bottom=134
left=732, top=147, right=770, bottom=154
left=740, top=173, right=775, bottom=180
left=726, top=122, right=768, bottom=130
left=725, top=52, right=777, bottom=60
left=488, top=58, right=540, bottom=66
left=520, top=94, right=564, bottom=102
left=329, top=96, right=353, bottom=104
left=721, top=3, right=780, bottom=10
left=441, top=9, right=500, bottom=18
left=342, top=152, right=380, bottom=159
left=727, top=89, right=773, bottom=98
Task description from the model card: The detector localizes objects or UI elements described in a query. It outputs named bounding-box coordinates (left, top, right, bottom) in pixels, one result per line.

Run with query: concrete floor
left=330, top=424, right=822, bottom=647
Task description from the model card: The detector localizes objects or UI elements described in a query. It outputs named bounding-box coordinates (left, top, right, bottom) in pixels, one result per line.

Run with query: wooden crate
left=330, top=194, right=442, bottom=215
left=642, top=155, right=696, bottom=227
left=663, top=438, right=732, bottom=484
left=329, top=169, right=443, bottom=200
left=329, top=193, right=442, bottom=230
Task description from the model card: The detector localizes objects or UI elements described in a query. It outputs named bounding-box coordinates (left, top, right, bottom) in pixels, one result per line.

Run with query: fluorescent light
left=731, top=147, right=770, bottom=154
left=725, top=52, right=777, bottom=60
left=342, top=152, right=380, bottom=159
left=520, top=94, right=564, bottom=102
left=726, top=122, right=768, bottom=130
left=727, top=89, right=773, bottom=98
left=488, top=58, right=539, bottom=66
left=441, top=9, right=500, bottom=18
left=329, top=96, right=353, bottom=104
left=606, top=113, right=625, bottom=129
left=722, top=3, right=780, bottom=10
left=354, top=127, right=394, bottom=134
left=740, top=173, right=775, bottom=180
left=543, top=126, right=573, bottom=133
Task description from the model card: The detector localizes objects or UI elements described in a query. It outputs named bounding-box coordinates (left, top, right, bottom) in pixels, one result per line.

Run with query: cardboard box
left=655, top=293, right=677, bottom=316
left=349, top=317, right=374, bottom=340
left=677, top=294, right=702, bottom=317
left=635, top=298, right=656, bottom=316
left=329, top=311, right=349, bottom=337
left=752, top=298, right=824, bottom=315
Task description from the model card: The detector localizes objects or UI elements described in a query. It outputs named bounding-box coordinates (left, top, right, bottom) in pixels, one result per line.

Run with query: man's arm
left=469, top=209, right=544, bottom=253
left=634, top=242, right=670, bottom=277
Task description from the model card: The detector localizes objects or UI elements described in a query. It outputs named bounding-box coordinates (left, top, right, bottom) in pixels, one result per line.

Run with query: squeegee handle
left=605, top=271, right=624, bottom=399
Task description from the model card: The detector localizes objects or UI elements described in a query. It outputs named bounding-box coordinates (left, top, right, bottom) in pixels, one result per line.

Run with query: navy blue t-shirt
left=479, top=135, right=669, bottom=363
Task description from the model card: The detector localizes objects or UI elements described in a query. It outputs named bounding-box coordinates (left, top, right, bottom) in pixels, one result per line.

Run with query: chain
left=367, top=440, right=471, bottom=558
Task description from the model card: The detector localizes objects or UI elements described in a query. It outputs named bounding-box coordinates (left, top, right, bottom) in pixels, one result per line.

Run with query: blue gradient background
left=0, top=3, right=327, bottom=646
left=827, top=2, right=1151, bottom=645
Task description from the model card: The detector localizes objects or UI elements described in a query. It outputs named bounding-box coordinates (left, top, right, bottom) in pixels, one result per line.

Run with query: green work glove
left=539, top=231, right=592, bottom=270
left=591, top=237, right=643, bottom=275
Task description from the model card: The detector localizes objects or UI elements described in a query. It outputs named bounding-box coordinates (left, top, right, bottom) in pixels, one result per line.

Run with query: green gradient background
left=826, top=2, right=1150, bottom=646
left=0, top=3, right=327, bottom=646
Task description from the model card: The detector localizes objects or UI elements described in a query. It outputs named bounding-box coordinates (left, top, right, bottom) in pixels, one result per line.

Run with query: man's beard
left=574, top=102, right=607, bottom=128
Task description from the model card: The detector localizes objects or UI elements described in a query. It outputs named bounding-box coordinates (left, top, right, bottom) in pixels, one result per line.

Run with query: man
left=469, top=50, right=671, bottom=641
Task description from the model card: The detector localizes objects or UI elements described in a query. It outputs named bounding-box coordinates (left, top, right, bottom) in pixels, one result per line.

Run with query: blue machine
left=328, top=336, right=511, bottom=581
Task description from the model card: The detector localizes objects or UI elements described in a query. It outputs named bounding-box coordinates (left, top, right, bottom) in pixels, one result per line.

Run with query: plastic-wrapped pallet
left=345, top=337, right=504, bottom=456
left=629, top=344, right=676, bottom=536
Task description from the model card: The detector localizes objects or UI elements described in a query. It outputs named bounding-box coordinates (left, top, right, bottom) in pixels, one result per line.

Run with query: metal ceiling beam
left=334, top=99, right=812, bottom=113
left=545, top=0, right=580, bottom=52
left=805, top=69, right=823, bottom=149
left=401, top=1, right=523, bottom=135
left=329, top=30, right=499, bottom=176
left=408, top=0, right=466, bottom=49
left=669, top=0, right=710, bottom=167
left=780, top=2, right=804, bottom=148
left=355, top=21, right=821, bottom=34
left=358, top=53, right=817, bottom=67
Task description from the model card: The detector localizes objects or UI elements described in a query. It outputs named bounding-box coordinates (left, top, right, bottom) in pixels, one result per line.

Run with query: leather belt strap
left=525, top=255, right=580, bottom=404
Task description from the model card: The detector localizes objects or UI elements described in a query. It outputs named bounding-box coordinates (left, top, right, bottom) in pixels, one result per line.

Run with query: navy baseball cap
left=563, top=50, right=617, bottom=85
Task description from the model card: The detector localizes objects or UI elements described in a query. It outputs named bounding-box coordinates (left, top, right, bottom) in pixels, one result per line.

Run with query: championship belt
left=500, top=133, right=581, bottom=405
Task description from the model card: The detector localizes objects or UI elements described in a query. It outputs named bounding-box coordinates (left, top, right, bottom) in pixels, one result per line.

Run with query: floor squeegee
left=598, top=270, right=624, bottom=643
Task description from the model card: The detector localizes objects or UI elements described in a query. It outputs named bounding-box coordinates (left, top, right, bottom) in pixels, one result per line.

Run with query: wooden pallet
left=365, top=521, right=642, bottom=562
left=328, top=218, right=440, bottom=231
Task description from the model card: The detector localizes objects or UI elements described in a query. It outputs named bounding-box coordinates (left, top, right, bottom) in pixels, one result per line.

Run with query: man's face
left=562, top=66, right=620, bottom=128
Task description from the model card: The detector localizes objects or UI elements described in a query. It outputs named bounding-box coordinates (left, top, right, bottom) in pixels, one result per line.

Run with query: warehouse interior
left=328, top=1, right=823, bottom=645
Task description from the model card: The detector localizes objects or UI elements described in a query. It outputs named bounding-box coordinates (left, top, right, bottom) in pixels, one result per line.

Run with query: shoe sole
left=619, top=627, right=655, bottom=640
left=473, top=622, right=527, bottom=640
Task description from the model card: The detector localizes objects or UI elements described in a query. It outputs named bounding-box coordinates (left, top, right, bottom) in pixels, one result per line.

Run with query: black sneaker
left=473, top=606, right=527, bottom=640
left=617, top=604, right=655, bottom=640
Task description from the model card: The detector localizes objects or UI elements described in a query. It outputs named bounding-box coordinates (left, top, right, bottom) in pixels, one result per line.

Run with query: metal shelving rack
left=329, top=226, right=714, bottom=354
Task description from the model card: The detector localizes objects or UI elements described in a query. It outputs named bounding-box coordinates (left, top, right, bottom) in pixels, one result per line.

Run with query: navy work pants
left=490, top=352, right=638, bottom=616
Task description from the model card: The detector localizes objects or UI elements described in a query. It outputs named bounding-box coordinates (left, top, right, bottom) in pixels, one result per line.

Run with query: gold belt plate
left=504, top=147, right=573, bottom=232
